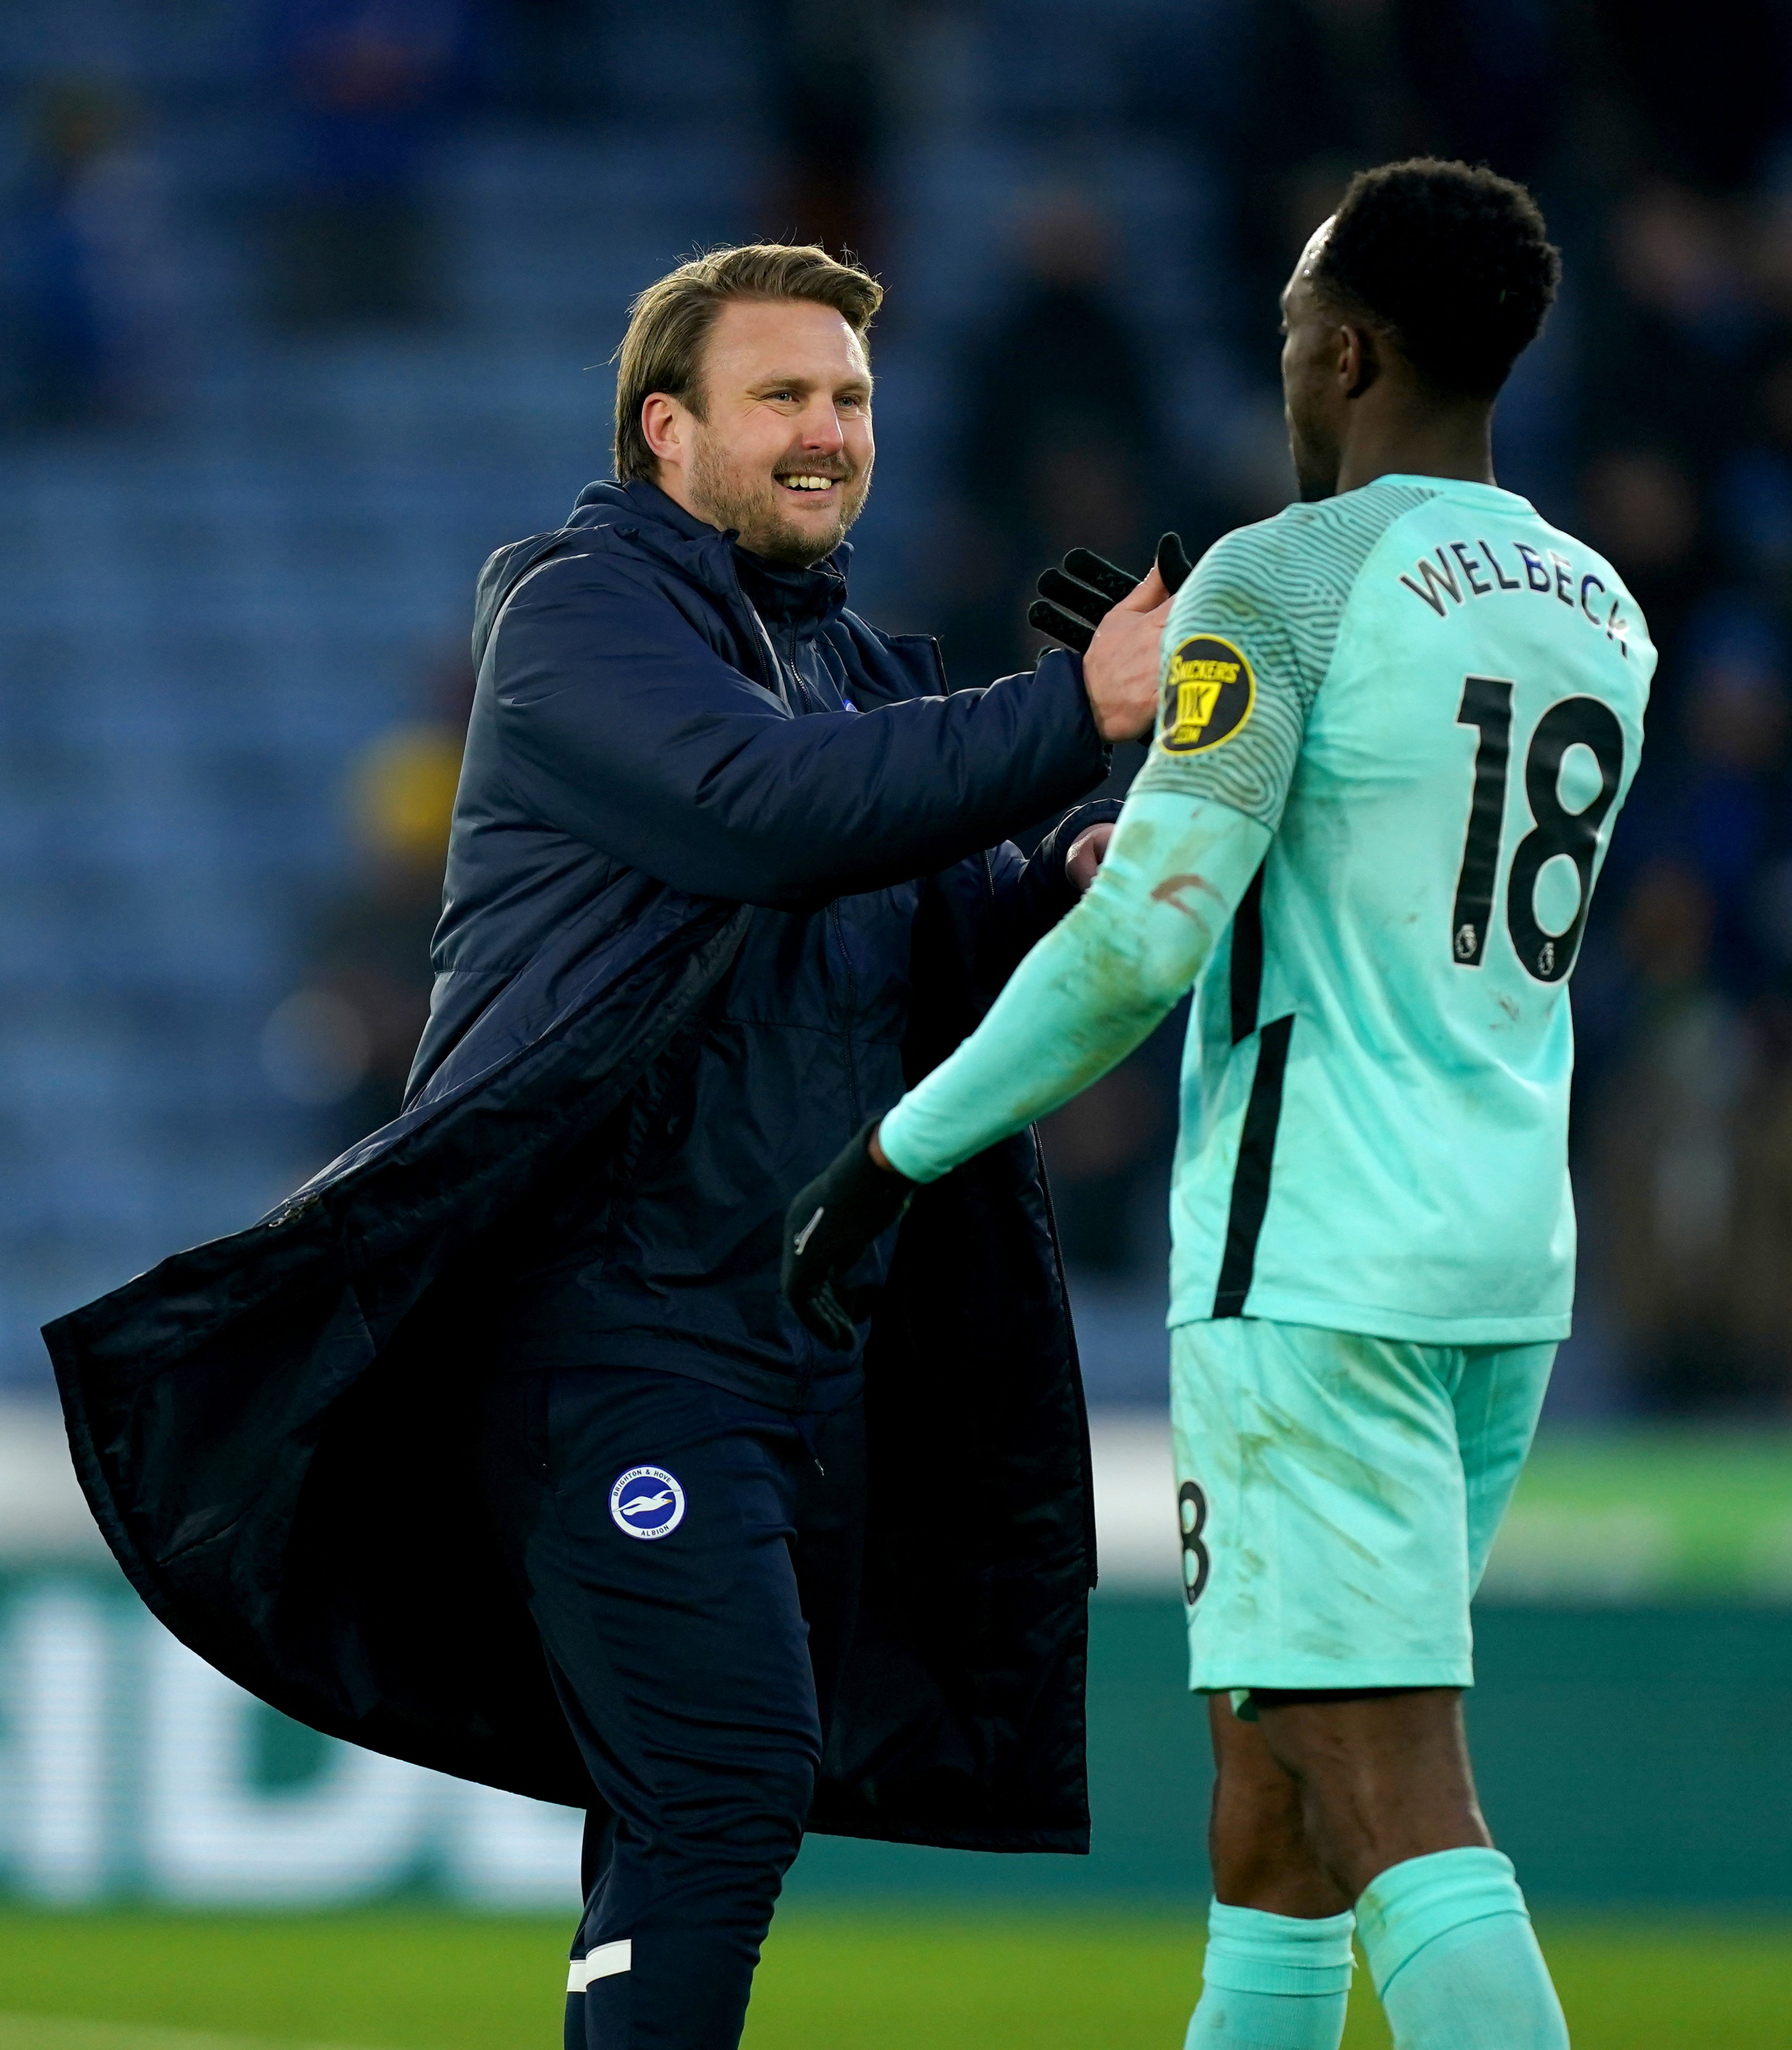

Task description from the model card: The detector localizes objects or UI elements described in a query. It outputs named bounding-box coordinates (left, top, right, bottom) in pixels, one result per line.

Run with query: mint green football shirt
left=1139, top=475, right=1654, bottom=1343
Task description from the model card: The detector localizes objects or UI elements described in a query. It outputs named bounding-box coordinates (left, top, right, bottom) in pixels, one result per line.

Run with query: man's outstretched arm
left=491, top=552, right=1167, bottom=910
left=780, top=787, right=1267, bottom=1343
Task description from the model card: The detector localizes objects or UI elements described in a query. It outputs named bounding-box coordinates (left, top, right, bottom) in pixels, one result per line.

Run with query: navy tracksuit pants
left=478, top=1366, right=866, bottom=2050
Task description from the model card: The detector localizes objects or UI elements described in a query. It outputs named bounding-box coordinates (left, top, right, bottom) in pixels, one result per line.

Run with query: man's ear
left=641, top=392, right=688, bottom=469
left=1339, top=323, right=1381, bottom=402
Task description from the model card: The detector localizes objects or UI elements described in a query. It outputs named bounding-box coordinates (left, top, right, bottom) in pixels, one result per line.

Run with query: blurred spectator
left=262, top=660, right=469, bottom=1157
left=1227, top=0, right=1552, bottom=345
left=1224, top=1, right=1557, bottom=449
left=482, top=0, right=605, bottom=121
left=936, top=190, right=1163, bottom=684
left=1230, top=1, right=1405, bottom=334
left=1395, top=0, right=1557, bottom=181
left=1594, top=0, right=1792, bottom=195
left=1681, top=607, right=1792, bottom=989
left=1716, top=344, right=1792, bottom=608
left=7, top=81, right=172, bottom=426
left=266, top=0, right=468, bottom=327
left=1731, top=994, right=1792, bottom=1398
left=1578, top=447, right=1708, bottom=720
left=758, top=1, right=893, bottom=264
left=1619, top=603, right=1792, bottom=1000
left=1590, top=862, right=1760, bottom=1409
left=1594, top=181, right=1762, bottom=471
left=925, top=189, right=1187, bottom=1289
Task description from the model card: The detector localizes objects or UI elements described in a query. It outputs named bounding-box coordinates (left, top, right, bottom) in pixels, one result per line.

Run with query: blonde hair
left=612, top=244, right=883, bottom=484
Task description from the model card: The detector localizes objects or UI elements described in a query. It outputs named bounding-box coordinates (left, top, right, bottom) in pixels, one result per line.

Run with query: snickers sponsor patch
left=1158, top=635, right=1255, bottom=754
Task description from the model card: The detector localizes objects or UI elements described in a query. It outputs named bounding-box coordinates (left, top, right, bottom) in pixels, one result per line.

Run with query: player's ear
left=641, top=392, right=690, bottom=467
left=1339, top=322, right=1381, bottom=402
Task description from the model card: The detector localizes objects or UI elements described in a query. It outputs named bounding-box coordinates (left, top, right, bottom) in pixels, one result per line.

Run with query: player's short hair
left=1312, top=159, right=1561, bottom=401
left=612, top=244, right=883, bottom=483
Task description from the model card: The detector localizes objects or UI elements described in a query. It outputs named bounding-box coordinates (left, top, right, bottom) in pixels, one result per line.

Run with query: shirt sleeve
left=1129, top=519, right=1315, bottom=833
left=876, top=789, right=1271, bottom=1183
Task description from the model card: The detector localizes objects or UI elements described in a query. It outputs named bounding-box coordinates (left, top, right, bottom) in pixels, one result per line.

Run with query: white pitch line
left=0, top=2018, right=386, bottom=2050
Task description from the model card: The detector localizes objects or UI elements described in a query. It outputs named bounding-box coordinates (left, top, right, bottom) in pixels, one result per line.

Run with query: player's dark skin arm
left=1208, top=1691, right=1493, bottom=1911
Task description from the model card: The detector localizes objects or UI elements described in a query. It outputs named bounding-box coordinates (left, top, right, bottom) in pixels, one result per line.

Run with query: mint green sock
left=1186, top=1900, right=1355, bottom=2049
left=1356, top=1847, right=1568, bottom=2048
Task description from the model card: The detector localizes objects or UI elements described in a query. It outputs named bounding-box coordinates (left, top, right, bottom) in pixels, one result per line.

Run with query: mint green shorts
left=1169, top=1317, right=1555, bottom=1694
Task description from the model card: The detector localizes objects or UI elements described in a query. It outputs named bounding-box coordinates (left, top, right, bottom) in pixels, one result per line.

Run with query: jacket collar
left=570, top=478, right=850, bottom=632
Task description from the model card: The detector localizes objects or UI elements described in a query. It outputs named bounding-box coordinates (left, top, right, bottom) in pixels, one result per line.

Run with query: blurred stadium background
left=3, top=1, right=1792, bottom=2044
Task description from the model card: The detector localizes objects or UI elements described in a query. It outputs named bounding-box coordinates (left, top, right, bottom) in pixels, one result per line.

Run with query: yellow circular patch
left=1158, top=635, right=1255, bottom=753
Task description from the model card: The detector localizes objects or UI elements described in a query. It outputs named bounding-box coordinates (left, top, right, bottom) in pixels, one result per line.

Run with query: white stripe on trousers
left=566, top=1940, right=633, bottom=1993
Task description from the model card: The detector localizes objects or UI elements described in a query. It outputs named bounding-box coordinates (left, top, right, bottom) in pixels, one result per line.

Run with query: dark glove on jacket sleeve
left=993, top=798, right=1127, bottom=962
left=782, top=1119, right=916, bottom=1347
left=491, top=556, right=1108, bottom=909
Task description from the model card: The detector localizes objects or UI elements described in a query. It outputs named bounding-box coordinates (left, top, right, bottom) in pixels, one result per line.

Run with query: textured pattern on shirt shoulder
left=1133, top=479, right=1440, bottom=826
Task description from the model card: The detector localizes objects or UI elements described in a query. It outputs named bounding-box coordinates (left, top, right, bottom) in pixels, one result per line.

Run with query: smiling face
left=645, top=297, right=875, bottom=566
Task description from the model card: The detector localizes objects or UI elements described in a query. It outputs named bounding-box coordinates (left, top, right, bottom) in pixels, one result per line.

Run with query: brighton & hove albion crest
left=1158, top=634, right=1255, bottom=753
left=610, top=1466, right=686, bottom=1540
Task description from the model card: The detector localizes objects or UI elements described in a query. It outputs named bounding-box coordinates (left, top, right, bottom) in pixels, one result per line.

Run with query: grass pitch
left=0, top=1907, right=1788, bottom=2048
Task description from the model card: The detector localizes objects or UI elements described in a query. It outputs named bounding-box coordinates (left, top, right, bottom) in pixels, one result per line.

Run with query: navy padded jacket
left=417, top=479, right=1113, bottom=1405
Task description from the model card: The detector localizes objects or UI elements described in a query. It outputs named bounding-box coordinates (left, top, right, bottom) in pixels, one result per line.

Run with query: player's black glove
left=1027, top=532, right=1195, bottom=654
left=781, top=1117, right=916, bottom=1350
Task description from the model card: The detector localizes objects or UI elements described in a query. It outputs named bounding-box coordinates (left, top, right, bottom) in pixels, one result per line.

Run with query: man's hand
left=781, top=1118, right=915, bottom=1349
left=1030, top=535, right=1193, bottom=745
left=1082, top=564, right=1173, bottom=742
left=1065, top=821, right=1114, bottom=892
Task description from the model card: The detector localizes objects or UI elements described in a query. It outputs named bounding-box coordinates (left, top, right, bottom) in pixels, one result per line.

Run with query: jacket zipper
left=829, top=899, right=862, bottom=1127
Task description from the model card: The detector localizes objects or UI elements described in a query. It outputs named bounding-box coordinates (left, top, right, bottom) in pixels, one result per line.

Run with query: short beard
left=687, top=430, right=869, bottom=567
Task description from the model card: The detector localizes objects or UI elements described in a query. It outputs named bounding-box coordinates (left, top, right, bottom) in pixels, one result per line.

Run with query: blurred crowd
left=6, top=0, right=1792, bottom=1410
